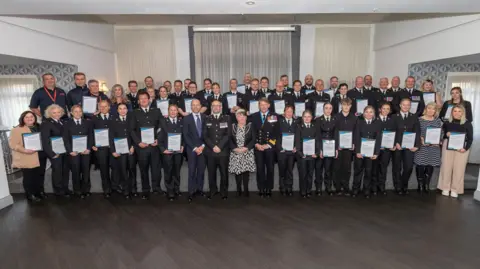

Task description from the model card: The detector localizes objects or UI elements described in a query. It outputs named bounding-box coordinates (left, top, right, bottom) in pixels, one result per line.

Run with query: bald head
left=304, top=74, right=314, bottom=86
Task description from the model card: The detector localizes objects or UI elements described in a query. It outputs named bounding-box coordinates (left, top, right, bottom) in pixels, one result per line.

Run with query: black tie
left=76, top=120, right=80, bottom=126
left=103, top=115, right=107, bottom=120
left=404, top=114, right=407, bottom=120
left=262, top=114, right=266, bottom=122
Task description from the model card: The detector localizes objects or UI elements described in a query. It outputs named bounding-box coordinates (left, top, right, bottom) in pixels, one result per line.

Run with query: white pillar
left=0, top=147, right=13, bottom=210
left=474, top=167, right=480, bottom=201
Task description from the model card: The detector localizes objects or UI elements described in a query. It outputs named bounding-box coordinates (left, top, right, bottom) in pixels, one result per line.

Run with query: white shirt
left=356, top=87, right=363, bottom=93
left=380, top=115, right=387, bottom=121
left=306, top=123, right=311, bottom=128
left=169, top=117, right=177, bottom=124
left=401, top=111, right=408, bottom=119
left=74, top=119, right=82, bottom=125
left=286, top=118, right=292, bottom=125
left=141, top=107, right=149, bottom=113
left=380, top=88, right=387, bottom=94
left=101, top=113, right=109, bottom=119
left=120, top=116, right=127, bottom=121
left=325, top=116, right=330, bottom=121
left=213, top=113, right=221, bottom=119
left=366, top=119, right=371, bottom=124
left=406, top=88, right=413, bottom=94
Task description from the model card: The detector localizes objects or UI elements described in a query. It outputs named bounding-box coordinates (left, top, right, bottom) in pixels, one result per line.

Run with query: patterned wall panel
left=408, top=63, right=480, bottom=94
left=0, top=63, right=78, bottom=90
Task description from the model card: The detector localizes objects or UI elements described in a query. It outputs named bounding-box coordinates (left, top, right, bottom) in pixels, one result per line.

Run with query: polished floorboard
left=1, top=192, right=480, bottom=269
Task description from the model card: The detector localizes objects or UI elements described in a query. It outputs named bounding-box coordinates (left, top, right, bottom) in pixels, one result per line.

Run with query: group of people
left=9, top=71, right=473, bottom=203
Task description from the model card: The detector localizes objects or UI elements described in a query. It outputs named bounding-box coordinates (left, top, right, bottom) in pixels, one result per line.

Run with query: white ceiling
left=2, top=0, right=480, bottom=15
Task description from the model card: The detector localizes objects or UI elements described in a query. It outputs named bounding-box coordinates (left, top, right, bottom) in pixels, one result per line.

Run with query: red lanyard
left=44, top=87, right=57, bottom=103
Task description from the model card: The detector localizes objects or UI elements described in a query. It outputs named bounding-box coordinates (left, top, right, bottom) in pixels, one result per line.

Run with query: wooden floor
left=1, top=192, right=480, bottom=269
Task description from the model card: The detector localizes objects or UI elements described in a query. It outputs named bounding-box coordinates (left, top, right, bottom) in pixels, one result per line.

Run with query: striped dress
left=414, top=117, right=443, bottom=166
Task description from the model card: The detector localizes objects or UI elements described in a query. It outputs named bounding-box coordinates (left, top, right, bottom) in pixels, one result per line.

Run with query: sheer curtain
left=446, top=73, right=480, bottom=163
left=0, top=75, right=39, bottom=129
left=115, top=28, right=177, bottom=89
left=194, top=31, right=292, bottom=91
left=313, top=26, right=370, bottom=87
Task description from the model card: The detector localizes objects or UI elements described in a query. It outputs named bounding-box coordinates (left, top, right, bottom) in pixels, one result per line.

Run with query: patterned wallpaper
left=0, top=63, right=78, bottom=90
left=408, top=63, right=480, bottom=94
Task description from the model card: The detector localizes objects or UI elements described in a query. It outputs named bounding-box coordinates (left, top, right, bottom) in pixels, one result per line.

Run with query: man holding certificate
left=396, top=76, right=425, bottom=117
left=347, top=76, right=372, bottom=116
left=275, top=106, right=297, bottom=196
left=222, top=78, right=245, bottom=122
left=178, top=81, right=207, bottom=117
left=291, top=80, right=307, bottom=120
left=205, top=82, right=226, bottom=115
left=82, top=79, right=109, bottom=119
left=243, top=79, right=264, bottom=116
left=158, top=104, right=184, bottom=201
left=392, top=98, right=421, bottom=195
left=306, top=79, right=330, bottom=120
left=295, top=111, right=319, bottom=198
left=316, top=103, right=337, bottom=196
left=129, top=91, right=163, bottom=200
left=268, top=81, right=293, bottom=116
left=63, top=105, right=93, bottom=199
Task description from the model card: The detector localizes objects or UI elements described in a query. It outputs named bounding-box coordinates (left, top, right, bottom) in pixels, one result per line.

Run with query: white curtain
left=0, top=75, right=39, bottom=129
left=194, top=32, right=292, bottom=91
left=446, top=73, right=480, bottom=163
left=115, top=28, right=177, bottom=89
left=313, top=26, right=370, bottom=88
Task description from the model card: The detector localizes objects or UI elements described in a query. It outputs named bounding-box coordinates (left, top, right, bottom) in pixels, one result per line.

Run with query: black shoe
left=38, top=192, right=47, bottom=199
left=382, top=191, right=387, bottom=196
left=301, top=194, right=307, bottom=198
left=175, top=191, right=183, bottom=197
left=222, top=196, right=228, bottom=200
left=198, top=191, right=205, bottom=197
left=188, top=196, right=193, bottom=203
left=372, top=192, right=378, bottom=196
left=266, top=190, right=272, bottom=198
left=207, top=195, right=212, bottom=201
left=258, top=191, right=264, bottom=197
left=351, top=191, right=358, bottom=198
left=132, top=192, right=139, bottom=197
left=336, top=191, right=344, bottom=196
left=236, top=190, right=242, bottom=197
left=104, top=193, right=111, bottom=199
left=288, top=190, right=294, bottom=197
left=125, top=195, right=131, bottom=200
left=85, top=192, right=92, bottom=197
left=152, top=191, right=160, bottom=195
left=26, top=194, right=41, bottom=202
left=403, top=189, right=409, bottom=195
left=141, top=193, right=149, bottom=200
left=344, top=191, right=351, bottom=197
left=365, top=193, right=371, bottom=199
left=315, top=190, right=322, bottom=197
left=79, top=194, right=86, bottom=199
left=306, top=192, right=312, bottom=198
left=168, top=196, right=175, bottom=202
left=280, top=190, right=285, bottom=196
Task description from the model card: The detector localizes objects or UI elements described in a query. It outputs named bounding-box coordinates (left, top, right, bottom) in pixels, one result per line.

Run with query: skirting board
left=474, top=190, right=480, bottom=202
left=0, top=195, right=13, bottom=211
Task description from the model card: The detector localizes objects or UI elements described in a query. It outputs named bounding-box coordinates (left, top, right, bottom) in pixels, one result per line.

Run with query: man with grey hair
left=29, top=73, right=68, bottom=119
left=347, top=76, right=372, bottom=116
left=83, top=79, right=109, bottom=119
left=243, top=72, right=252, bottom=91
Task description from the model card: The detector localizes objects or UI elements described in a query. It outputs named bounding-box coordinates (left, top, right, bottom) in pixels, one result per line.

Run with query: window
left=0, top=75, right=39, bottom=128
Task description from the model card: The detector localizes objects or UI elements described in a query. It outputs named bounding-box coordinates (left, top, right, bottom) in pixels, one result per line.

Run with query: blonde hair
left=44, top=104, right=65, bottom=119
left=449, top=104, right=467, bottom=124
left=422, top=102, right=439, bottom=118
left=110, top=84, right=129, bottom=104
left=235, top=109, right=247, bottom=117
left=420, top=79, right=435, bottom=93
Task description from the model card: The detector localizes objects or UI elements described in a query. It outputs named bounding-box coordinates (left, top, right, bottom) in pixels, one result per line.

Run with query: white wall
left=0, top=16, right=116, bottom=88
left=373, top=14, right=480, bottom=81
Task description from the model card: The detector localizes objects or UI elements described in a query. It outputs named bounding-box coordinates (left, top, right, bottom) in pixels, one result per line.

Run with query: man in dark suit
left=307, top=79, right=331, bottom=119
left=205, top=82, right=225, bottom=115
left=126, top=80, right=139, bottom=110
left=222, top=78, right=245, bottom=121
left=268, top=80, right=294, bottom=116
left=183, top=99, right=207, bottom=202
left=347, top=76, right=373, bottom=116
left=83, top=79, right=109, bottom=119
left=179, top=81, right=207, bottom=117
left=243, top=72, right=252, bottom=91
left=169, top=80, right=185, bottom=108
left=243, top=78, right=264, bottom=115
left=198, top=78, right=213, bottom=98
left=364, top=75, right=379, bottom=92
left=388, top=76, right=403, bottom=114
left=324, top=76, right=339, bottom=99
left=301, top=74, right=315, bottom=93
left=396, top=76, right=425, bottom=117
left=280, top=74, right=292, bottom=92
left=67, top=72, right=89, bottom=111
left=260, top=76, right=272, bottom=97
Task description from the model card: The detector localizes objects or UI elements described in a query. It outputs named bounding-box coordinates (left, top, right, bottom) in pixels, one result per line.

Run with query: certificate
left=401, top=132, right=416, bottom=149
left=424, top=127, right=441, bottom=145
left=410, top=101, right=419, bottom=114
left=237, top=85, right=246, bottom=94
left=94, top=128, right=109, bottom=147
left=184, top=98, right=193, bottom=114
left=315, top=102, right=325, bottom=117
left=305, top=89, right=314, bottom=95
left=423, top=92, right=435, bottom=105
left=381, top=131, right=395, bottom=149
left=249, top=100, right=259, bottom=114
left=295, top=102, right=305, bottom=117
left=339, top=131, right=353, bottom=149
left=168, top=133, right=182, bottom=151
left=140, top=127, right=155, bottom=144
left=227, top=94, right=237, bottom=108
left=114, top=138, right=129, bottom=154
left=303, top=138, right=315, bottom=156
left=72, top=135, right=87, bottom=152
left=444, top=105, right=453, bottom=120
left=448, top=132, right=466, bottom=150
left=324, top=89, right=334, bottom=101
left=322, top=139, right=335, bottom=157
left=338, top=103, right=343, bottom=113
left=157, top=100, right=169, bottom=116
left=282, top=133, right=294, bottom=151
left=82, top=96, right=97, bottom=114
left=274, top=100, right=285, bottom=114
left=356, top=99, right=368, bottom=114
left=50, top=136, right=66, bottom=154
left=22, top=132, right=42, bottom=151
left=265, top=92, right=271, bottom=99
left=361, top=138, right=375, bottom=157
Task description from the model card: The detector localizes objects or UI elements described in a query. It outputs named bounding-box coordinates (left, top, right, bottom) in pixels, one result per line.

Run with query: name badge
left=206, top=123, right=212, bottom=127
left=385, top=97, right=393, bottom=102
left=219, top=122, right=228, bottom=129
left=411, top=96, right=420, bottom=101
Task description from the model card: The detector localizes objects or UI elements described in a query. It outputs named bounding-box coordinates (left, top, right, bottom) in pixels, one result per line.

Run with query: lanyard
left=44, top=87, right=57, bottom=103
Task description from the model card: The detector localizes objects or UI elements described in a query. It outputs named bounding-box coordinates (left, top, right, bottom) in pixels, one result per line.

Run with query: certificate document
left=305, top=90, right=314, bottom=95
left=274, top=100, right=285, bottom=114
left=72, top=135, right=87, bottom=152
left=303, top=138, right=315, bottom=156
left=315, top=102, right=325, bottom=117
left=295, top=102, right=305, bottom=117
left=381, top=131, right=395, bottom=149
left=322, top=139, right=335, bottom=157
left=227, top=94, right=237, bottom=108
left=265, top=92, right=271, bottom=99
left=425, top=127, right=441, bottom=145
left=168, top=133, right=182, bottom=151
left=50, top=136, right=66, bottom=154
left=140, top=127, right=155, bottom=144
left=114, top=138, right=129, bottom=154
left=282, top=133, right=294, bottom=151
left=356, top=99, right=368, bottom=114
left=423, top=92, right=435, bottom=105
left=339, top=131, right=353, bottom=149
left=184, top=98, right=193, bottom=114
left=444, top=105, right=453, bottom=120
left=157, top=100, right=169, bottom=116
left=82, top=96, right=97, bottom=114
left=94, top=128, right=109, bottom=147
left=324, top=89, right=334, bottom=101
left=410, top=101, right=419, bottom=114
left=249, top=100, right=259, bottom=114
left=237, top=85, right=246, bottom=94
left=361, top=138, right=375, bottom=157
left=22, top=132, right=42, bottom=151
left=448, top=132, right=466, bottom=150
left=401, top=132, right=416, bottom=149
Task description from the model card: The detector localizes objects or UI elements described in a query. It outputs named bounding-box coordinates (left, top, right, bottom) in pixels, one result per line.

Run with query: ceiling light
left=246, top=1, right=255, bottom=5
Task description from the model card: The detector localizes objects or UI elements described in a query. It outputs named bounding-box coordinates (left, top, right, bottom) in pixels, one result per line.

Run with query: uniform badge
left=411, top=96, right=420, bottom=101
left=219, top=122, right=228, bottom=128
left=385, top=97, right=393, bottom=102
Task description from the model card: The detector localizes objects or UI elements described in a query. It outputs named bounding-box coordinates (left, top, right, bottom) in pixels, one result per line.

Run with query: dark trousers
left=315, top=157, right=334, bottom=192
left=254, top=149, right=275, bottom=191
left=353, top=157, right=373, bottom=194
left=373, top=149, right=393, bottom=192
left=163, top=153, right=183, bottom=197
left=69, top=154, right=91, bottom=194
left=95, top=147, right=111, bottom=193
left=335, top=150, right=353, bottom=191
left=38, top=152, right=47, bottom=193
left=298, top=158, right=315, bottom=195
left=137, top=146, right=161, bottom=193
left=416, top=165, right=434, bottom=184
left=206, top=154, right=229, bottom=196
left=187, top=150, right=206, bottom=195
left=113, top=153, right=137, bottom=195
left=277, top=152, right=295, bottom=191
left=50, top=154, right=70, bottom=195
left=235, top=172, right=250, bottom=192
left=22, top=167, right=42, bottom=195
left=393, top=150, right=414, bottom=190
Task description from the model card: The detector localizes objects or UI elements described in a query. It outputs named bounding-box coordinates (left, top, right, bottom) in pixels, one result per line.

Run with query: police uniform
left=295, top=121, right=319, bottom=197
left=83, top=91, right=110, bottom=119
left=179, top=93, right=207, bottom=115
left=396, top=88, right=425, bottom=117
left=268, top=91, right=293, bottom=115
left=374, top=88, right=397, bottom=115
left=29, top=86, right=68, bottom=119
left=276, top=115, right=297, bottom=195
left=306, top=90, right=331, bottom=119
left=127, top=92, right=139, bottom=110
left=92, top=113, right=114, bottom=195
left=331, top=93, right=348, bottom=115
left=301, top=85, right=315, bottom=94
left=203, top=114, right=231, bottom=198
left=243, top=89, right=264, bottom=115
left=373, top=115, right=396, bottom=195
left=205, top=93, right=225, bottom=116
left=222, top=91, right=245, bottom=122
left=387, top=88, right=403, bottom=114
left=316, top=114, right=336, bottom=195
left=169, top=91, right=186, bottom=108
left=334, top=112, right=358, bottom=195
left=260, top=88, right=273, bottom=98
left=347, top=88, right=373, bottom=116
left=109, top=114, right=137, bottom=197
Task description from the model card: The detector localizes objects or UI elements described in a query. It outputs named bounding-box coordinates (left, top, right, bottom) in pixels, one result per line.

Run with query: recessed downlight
left=246, top=1, right=256, bottom=5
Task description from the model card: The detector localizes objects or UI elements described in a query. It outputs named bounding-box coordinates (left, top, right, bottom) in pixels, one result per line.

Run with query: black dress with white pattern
left=228, top=123, right=256, bottom=175
left=414, top=117, right=443, bottom=166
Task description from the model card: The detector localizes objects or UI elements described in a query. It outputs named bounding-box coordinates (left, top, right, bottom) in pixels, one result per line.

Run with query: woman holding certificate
left=109, top=84, right=132, bottom=117
left=63, top=105, right=93, bottom=199
left=331, top=83, right=349, bottom=115
left=9, top=111, right=44, bottom=202
left=316, top=103, right=337, bottom=196
left=295, top=110, right=319, bottom=198
left=420, top=80, right=442, bottom=110
left=157, top=86, right=172, bottom=117
left=439, top=87, right=473, bottom=122
left=438, top=105, right=473, bottom=198
left=414, top=102, right=443, bottom=193
left=276, top=105, right=297, bottom=196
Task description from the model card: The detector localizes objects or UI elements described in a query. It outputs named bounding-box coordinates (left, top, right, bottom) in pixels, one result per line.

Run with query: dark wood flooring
left=1, top=192, right=480, bottom=269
